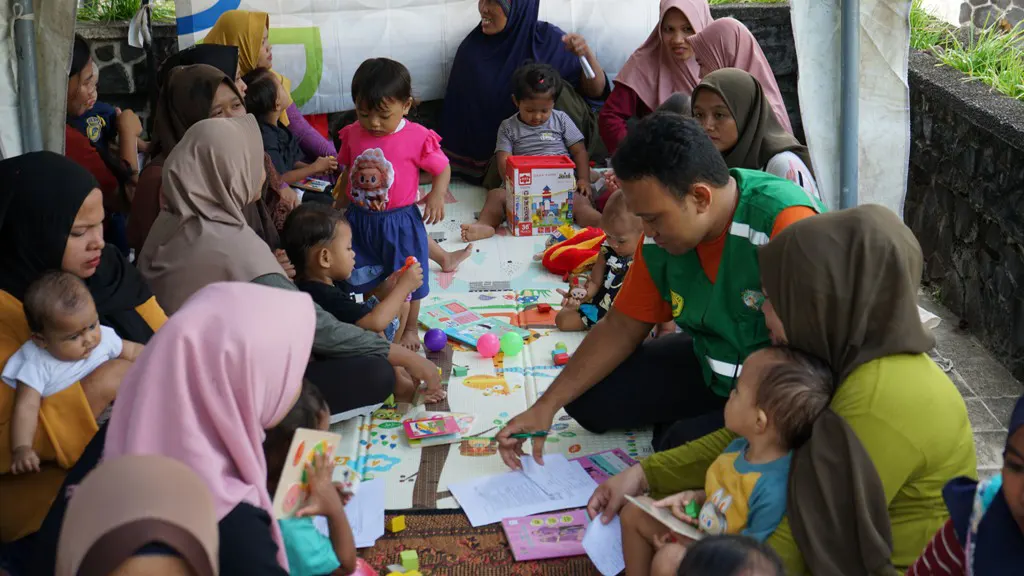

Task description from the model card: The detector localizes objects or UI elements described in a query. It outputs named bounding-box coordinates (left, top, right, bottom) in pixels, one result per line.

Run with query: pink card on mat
left=403, top=415, right=460, bottom=440
left=571, top=449, right=637, bottom=485
left=502, top=509, right=589, bottom=561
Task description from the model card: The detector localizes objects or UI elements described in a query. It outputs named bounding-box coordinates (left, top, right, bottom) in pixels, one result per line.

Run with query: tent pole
left=839, top=0, right=860, bottom=208
left=12, top=0, right=43, bottom=153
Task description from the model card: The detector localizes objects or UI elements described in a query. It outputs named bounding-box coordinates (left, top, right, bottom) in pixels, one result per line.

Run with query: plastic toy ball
left=500, top=332, right=524, bottom=357
left=424, top=329, right=447, bottom=352
left=477, top=333, right=501, bottom=358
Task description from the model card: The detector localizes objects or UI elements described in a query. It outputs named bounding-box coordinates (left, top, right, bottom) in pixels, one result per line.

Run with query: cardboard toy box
left=504, top=155, right=576, bottom=237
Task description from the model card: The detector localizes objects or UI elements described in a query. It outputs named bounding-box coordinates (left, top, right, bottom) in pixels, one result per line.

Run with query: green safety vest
left=642, top=169, right=825, bottom=397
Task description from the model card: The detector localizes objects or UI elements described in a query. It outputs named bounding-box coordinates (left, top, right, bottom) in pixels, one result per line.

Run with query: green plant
left=77, top=0, right=176, bottom=23
left=935, top=22, right=1024, bottom=100
left=909, top=0, right=951, bottom=50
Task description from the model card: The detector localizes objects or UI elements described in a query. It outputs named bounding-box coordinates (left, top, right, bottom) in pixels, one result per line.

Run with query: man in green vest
left=496, top=113, right=825, bottom=469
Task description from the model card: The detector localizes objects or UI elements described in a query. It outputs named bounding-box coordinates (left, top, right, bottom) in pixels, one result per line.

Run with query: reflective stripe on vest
left=707, top=357, right=742, bottom=379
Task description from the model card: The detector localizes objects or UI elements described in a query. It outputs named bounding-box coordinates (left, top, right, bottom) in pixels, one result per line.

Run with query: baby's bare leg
left=80, top=358, right=133, bottom=418
left=555, top=306, right=587, bottom=332
left=461, top=188, right=506, bottom=241
left=622, top=501, right=671, bottom=576
left=651, top=542, right=687, bottom=576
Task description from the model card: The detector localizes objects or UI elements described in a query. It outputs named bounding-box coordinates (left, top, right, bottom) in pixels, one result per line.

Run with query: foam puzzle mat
left=330, top=181, right=654, bottom=511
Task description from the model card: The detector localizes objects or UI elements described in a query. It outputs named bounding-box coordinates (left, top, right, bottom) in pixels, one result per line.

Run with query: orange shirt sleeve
left=771, top=206, right=817, bottom=238
left=612, top=239, right=674, bottom=324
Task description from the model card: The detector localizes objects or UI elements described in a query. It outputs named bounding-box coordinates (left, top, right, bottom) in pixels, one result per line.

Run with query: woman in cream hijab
left=137, top=115, right=441, bottom=417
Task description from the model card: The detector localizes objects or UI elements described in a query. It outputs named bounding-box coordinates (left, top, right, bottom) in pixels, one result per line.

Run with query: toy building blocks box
left=504, top=155, right=576, bottom=237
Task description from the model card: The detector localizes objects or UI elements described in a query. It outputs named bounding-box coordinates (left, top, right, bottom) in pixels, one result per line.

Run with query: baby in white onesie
left=2, top=271, right=142, bottom=474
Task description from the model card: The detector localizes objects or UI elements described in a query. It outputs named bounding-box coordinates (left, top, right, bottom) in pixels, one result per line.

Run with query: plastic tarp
left=174, top=0, right=660, bottom=113
left=0, top=0, right=76, bottom=158
left=790, top=0, right=912, bottom=215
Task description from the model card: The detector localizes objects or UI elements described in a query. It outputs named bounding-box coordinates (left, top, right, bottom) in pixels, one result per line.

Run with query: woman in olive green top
left=587, top=206, right=976, bottom=575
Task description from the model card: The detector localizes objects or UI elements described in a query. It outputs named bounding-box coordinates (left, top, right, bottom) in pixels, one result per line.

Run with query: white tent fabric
left=175, top=0, right=660, bottom=113
left=790, top=0, right=912, bottom=215
left=0, top=0, right=76, bottom=158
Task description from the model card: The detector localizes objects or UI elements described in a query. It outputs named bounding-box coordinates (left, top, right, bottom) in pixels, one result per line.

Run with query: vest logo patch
left=741, top=289, right=764, bottom=311
left=671, top=292, right=684, bottom=318
left=85, top=116, right=105, bottom=143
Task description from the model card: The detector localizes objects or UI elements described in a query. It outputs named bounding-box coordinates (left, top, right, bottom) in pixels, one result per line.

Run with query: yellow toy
left=387, top=515, right=407, bottom=533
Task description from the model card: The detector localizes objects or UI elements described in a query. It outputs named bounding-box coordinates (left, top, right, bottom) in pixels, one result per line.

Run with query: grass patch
left=77, top=0, right=176, bottom=23
left=911, top=0, right=1024, bottom=100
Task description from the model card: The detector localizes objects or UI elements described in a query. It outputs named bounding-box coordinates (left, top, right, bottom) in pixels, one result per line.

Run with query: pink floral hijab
left=614, top=0, right=714, bottom=110
left=687, top=17, right=794, bottom=133
left=103, top=282, right=317, bottom=571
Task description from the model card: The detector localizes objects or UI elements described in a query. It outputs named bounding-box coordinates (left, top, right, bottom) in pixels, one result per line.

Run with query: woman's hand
left=406, top=354, right=442, bottom=393
left=587, top=463, right=648, bottom=524
left=653, top=490, right=705, bottom=524
left=115, top=108, right=143, bottom=140
left=423, top=191, right=446, bottom=225
left=274, top=249, right=296, bottom=279
left=576, top=178, right=593, bottom=199
left=562, top=33, right=593, bottom=58
left=314, top=156, right=339, bottom=174
left=278, top=185, right=301, bottom=211
left=296, top=453, right=345, bottom=518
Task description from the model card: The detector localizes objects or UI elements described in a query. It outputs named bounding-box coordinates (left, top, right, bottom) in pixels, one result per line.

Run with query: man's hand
left=495, top=403, right=557, bottom=469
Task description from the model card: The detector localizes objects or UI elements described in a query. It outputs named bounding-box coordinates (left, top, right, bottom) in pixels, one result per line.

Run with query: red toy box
left=504, top=155, right=576, bottom=237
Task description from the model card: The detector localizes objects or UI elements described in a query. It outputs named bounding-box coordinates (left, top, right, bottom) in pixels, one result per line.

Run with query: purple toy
left=477, top=333, right=500, bottom=358
left=424, top=328, right=448, bottom=352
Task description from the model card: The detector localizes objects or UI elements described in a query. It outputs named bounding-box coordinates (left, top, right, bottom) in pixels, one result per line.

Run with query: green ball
left=500, top=332, right=525, bottom=356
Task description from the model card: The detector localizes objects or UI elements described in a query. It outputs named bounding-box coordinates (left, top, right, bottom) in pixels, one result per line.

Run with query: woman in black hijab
left=0, top=152, right=168, bottom=566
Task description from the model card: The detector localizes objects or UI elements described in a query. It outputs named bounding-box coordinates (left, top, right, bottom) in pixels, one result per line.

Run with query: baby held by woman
left=3, top=272, right=142, bottom=474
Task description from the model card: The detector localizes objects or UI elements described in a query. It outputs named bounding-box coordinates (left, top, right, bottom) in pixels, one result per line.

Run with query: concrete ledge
left=76, top=21, right=177, bottom=42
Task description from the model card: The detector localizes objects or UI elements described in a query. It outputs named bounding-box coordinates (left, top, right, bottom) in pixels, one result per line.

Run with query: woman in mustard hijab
left=204, top=9, right=338, bottom=161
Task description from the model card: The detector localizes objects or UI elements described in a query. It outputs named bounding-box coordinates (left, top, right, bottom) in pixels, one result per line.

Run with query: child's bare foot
left=461, top=223, right=496, bottom=242
left=394, top=367, right=417, bottom=403
left=400, top=330, right=422, bottom=352
left=439, top=244, right=473, bottom=273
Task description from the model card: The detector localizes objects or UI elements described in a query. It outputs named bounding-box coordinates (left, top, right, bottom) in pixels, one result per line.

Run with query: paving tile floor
left=920, top=293, right=1022, bottom=479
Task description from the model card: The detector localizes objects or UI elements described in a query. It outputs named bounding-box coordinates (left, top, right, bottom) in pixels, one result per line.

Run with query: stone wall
left=78, top=21, right=178, bottom=132
left=960, top=0, right=1024, bottom=28
left=904, top=51, right=1024, bottom=380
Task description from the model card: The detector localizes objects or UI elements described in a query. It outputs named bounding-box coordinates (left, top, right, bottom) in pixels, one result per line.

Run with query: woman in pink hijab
left=687, top=17, right=794, bottom=133
left=598, top=0, right=713, bottom=155
left=104, top=282, right=316, bottom=575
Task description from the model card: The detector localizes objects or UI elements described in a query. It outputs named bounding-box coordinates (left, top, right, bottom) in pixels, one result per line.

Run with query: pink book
left=403, top=415, right=460, bottom=440
left=501, top=509, right=589, bottom=561
left=571, top=449, right=637, bottom=485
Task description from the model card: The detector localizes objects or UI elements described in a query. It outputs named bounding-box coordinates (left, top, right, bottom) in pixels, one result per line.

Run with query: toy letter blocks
left=505, top=155, right=576, bottom=236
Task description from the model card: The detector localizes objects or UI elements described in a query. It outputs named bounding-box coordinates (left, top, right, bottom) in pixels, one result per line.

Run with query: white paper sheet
left=582, top=516, right=625, bottom=576
left=313, top=478, right=385, bottom=548
left=520, top=454, right=593, bottom=498
left=449, top=456, right=598, bottom=527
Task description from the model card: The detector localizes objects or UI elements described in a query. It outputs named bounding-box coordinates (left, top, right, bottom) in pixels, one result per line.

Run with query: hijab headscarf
left=0, top=152, right=156, bottom=342
left=440, top=0, right=582, bottom=163
left=759, top=205, right=934, bottom=576
left=158, top=44, right=239, bottom=90
left=148, top=64, right=243, bottom=166
left=943, top=395, right=1024, bottom=575
left=687, top=18, right=793, bottom=133
left=56, top=455, right=219, bottom=576
left=203, top=9, right=292, bottom=126
left=138, top=115, right=283, bottom=314
left=614, top=0, right=714, bottom=111
left=693, top=68, right=812, bottom=172
left=104, top=282, right=316, bottom=571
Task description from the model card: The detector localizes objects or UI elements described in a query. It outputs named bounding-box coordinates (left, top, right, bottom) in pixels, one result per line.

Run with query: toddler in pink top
left=335, top=58, right=451, bottom=350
